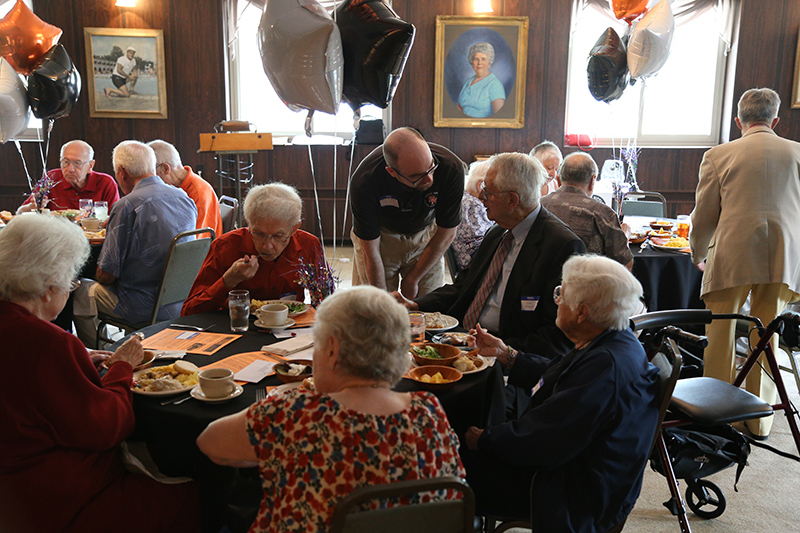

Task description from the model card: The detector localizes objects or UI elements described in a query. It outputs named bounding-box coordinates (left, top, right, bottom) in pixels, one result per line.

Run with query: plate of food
left=451, top=351, right=491, bottom=374
left=83, top=228, right=106, bottom=244
left=53, top=209, right=81, bottom=221
left=649, top=220, right=674, bottom=231
left=650, top=243, right=691, bottom=254
left=423, top=312, right=458, bottom=332
left=267, top=377, right=315, bottom=397
left=431, top=331, right=473, bottom=348
left=628, top=232, right=647, bottom=244
left=131, top=361, right=200, bottom=396
left=650, top=236, right=690, bottom=253
left=251, top=299, right=310, bottom=317
left=410, top=343, right=461, bottom=367
left=647, top=229, right=673, bottom=239
left=405, top=365, right=463, bottom=391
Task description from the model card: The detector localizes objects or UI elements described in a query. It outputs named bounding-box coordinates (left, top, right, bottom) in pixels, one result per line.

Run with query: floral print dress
left=245, top=389, right=466, bottom=532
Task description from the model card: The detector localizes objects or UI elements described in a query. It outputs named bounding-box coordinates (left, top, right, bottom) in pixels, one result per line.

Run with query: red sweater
left=0, top=301, right=134, bottom=531
left=181, top=228, right=324, bottom=316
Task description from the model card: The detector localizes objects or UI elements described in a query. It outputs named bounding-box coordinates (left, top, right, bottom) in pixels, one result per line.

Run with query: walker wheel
left=685, top=479, right=726, bottom=519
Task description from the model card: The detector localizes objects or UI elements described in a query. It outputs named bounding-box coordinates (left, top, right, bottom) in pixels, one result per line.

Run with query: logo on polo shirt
left=425, top=192, right=438, bottom=207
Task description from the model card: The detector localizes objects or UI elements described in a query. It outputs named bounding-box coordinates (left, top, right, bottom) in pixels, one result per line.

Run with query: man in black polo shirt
left=350, top=127, right=465, bottom=299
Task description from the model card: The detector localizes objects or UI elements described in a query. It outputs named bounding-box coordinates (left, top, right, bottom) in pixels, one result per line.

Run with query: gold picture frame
left=84, top=27, right=168, bottom=119
left=793, top=29, right=800, bottom=108
left=434, top=16, right=528, bottom=128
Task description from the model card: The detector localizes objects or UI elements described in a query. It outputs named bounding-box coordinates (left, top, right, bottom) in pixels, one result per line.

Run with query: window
left=1, top=0, right=42, bottom=141
left=227, top=0, right=387, bottom=144
left=565, top=0, right=740, bottom=148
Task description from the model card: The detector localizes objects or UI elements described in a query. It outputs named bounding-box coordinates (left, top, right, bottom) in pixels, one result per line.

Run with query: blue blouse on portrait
left=458, top=73, right=506, bottom=118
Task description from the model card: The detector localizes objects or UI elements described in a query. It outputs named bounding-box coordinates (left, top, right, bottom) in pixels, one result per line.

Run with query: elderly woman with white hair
left=182, top=182, right=324, bottom=315
left=0, top=214, right=200, bottom=532
left=197, top=286, right=465, bottom=531
left=451, top=160, right=493, bottom=274
left=462, top=255, right=659, bottom=531
left=457, top=42, right=506, bottom=118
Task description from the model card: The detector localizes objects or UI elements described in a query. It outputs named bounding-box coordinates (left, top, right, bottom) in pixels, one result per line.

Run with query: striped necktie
left=463, top=231, right=513, bottom=330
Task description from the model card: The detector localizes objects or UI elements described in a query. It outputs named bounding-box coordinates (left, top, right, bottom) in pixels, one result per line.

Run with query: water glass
left=79, top=199, right=93, bottom=219
left=228, top=289, right=250, bottom=332
left=409, top=312, right=426, bottom=343
left=94, top=201, right=109, bottom=221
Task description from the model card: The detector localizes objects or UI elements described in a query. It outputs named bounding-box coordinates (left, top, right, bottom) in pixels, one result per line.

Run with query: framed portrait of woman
left=434, top=16, right=528, bottom=128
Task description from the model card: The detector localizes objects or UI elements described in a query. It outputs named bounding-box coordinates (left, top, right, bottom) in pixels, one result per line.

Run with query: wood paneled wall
left=1, top=0, right=799, bottom=236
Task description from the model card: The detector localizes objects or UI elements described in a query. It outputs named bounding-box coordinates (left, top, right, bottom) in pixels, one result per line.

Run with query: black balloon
left=26, top=43, right=81, bottom=119
left=335, top=0, right=415, bottom=109
left=587, top=28, right=629, bottom=103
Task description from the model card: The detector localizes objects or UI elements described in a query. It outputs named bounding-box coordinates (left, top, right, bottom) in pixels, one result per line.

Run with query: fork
left=254, top=387, right=266, bottom=403
left=169, top=323, right=215, bottom=332
left=638, top=240, right=648, bottom=254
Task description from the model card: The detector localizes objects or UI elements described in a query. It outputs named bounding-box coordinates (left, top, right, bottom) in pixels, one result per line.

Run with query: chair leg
left=655, top=432, right=692, bottom=533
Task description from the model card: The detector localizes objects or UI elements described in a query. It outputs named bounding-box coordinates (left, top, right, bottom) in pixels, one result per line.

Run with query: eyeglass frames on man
left=553, top=285, right=563, bottom=305
left=69, top=279, right=81, bottom=292
left=61, top=159, right=88, bottom=168
left=249, top=229, right=291, bottom=244
left=479, top=181, right=512, bottom=199
left=391, top=155, right=439, bottom=184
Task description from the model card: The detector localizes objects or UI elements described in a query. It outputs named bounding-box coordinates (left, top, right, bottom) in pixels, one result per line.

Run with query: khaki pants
left=351, top=224, right=444, bottom=296
left=73, top=281, right=121, bottom=348
left=702, top=283, right=797, bottom=436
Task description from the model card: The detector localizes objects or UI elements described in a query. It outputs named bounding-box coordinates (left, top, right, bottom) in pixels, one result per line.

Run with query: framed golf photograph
left=434, top=16, right=528, bottom=128
left=84, top=27, right=168, bottom=119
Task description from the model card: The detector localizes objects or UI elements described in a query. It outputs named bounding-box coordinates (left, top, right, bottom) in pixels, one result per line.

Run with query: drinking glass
left=409, top=312, right=426, bottom=343
left=79, top=199, right=93, bottom=219
left=94, top=201, right=109, bottom=221
left=676, top=215, right=691, bottom=239
left=228, top=290, right=251, bottom=332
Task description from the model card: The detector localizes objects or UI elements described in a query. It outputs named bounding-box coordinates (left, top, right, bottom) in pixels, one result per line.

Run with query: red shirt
left=22, top=168, right=120, bottom=210
left=181, top=228, right=324, bottom=316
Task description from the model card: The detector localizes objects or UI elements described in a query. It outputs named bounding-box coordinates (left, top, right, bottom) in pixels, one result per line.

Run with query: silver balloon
left=258, top=0, right=343, bottom=115
left=627, top=0, right=675, bottom=79
left=0, top=57, right=30, bottom=143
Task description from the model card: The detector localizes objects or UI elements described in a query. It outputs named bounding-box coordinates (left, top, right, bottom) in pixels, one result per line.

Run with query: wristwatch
left=505, top=346, right=517, bottom=367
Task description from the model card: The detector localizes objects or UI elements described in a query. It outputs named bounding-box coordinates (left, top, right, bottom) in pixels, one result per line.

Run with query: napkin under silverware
left=262, top=334, right=314, bottom=356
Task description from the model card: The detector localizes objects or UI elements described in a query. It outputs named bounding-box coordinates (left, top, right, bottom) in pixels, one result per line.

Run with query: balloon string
left=341, top=137, right=356, bottom=246
left=43, top=119, right=54, bottom=176
left=15, top=141, right=34, bottom=191
left=306, top=144, right=325, bottom=252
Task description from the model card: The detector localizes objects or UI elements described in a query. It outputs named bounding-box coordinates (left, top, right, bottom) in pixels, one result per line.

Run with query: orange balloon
left=612, top=0, right=648, bottom=23
left=0, top=0, right=62, bottom=75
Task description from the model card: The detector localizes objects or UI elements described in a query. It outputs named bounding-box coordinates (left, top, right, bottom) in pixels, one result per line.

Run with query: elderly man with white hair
left=17, top=140, right=119, bottom=213
left=405, top=152, right=585, bottom=359
left=462, top=255, right=660, bottom=531
left=73, top=140, right=197, bottom=347
left=182, top=182, right=324, bottom=316
left=148, top=139, right=222, bottom=238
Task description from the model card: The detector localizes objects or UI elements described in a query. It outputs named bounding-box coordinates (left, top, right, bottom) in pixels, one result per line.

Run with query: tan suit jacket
left=690, top=125, right=800, bottom=297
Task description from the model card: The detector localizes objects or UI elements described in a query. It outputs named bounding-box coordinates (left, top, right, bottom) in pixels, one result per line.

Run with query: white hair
left=60, top=140, right=94, bottom=161
left=147, top=139, right=183, bottom=169
left=488, top=152, right=546, bottom=209
left=0, top=214, right=89, bottom=302
left=112, top=140, right=157, bottom=177
left=313, top=286, right=411, bottom=384
left=561, top=254, right=643, bottom=331
left=738, top=87, right=780, bottom=125
left=466, top=160, right=490, bottom=196
left=243, top=182, right=302, bottom=226
left=468, top=42, right=495, bottom=65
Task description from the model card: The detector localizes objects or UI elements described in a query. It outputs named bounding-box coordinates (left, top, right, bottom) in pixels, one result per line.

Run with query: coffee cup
left=256, top=303, right=289, bottom=327
left=199, top=368, right=235, bottom=399
left=80, top=217, right=101, bottom=231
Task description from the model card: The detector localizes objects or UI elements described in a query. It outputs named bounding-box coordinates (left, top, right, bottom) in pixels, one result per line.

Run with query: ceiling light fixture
left=115, top=0, right=137, bottom=7
left=474, top=0, right=493, bottom=13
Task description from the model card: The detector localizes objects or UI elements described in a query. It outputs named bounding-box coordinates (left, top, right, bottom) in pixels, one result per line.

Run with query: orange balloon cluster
left=612, top=0, right=648, bottom=24
left=0, top=0, right=62, bottom=75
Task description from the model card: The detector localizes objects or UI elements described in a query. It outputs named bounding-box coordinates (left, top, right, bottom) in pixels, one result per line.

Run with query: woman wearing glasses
left=0, top=214, right=200, bottom=532
left=182, top=182, right=324, bottom=316
left=16, top=140, right=119, bottom=214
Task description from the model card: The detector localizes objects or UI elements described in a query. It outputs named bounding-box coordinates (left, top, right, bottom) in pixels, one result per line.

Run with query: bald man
left=349, top=127, right=466, bottom=299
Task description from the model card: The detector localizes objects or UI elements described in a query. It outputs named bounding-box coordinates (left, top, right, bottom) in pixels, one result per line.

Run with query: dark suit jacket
left=416, top=207, right=585, bottom=358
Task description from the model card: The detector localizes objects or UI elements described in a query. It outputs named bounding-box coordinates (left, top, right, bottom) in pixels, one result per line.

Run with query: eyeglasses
left=69, top=279, right=81, bottom=292
left=391, top=155, right=439, bottom=184
left=249, top=228, right=291, bottom=244
left=479, top=181, right=512, bottom=199
left=553, top=285, right=563, bottom=305
left=61, top=159, right=88, bottom=168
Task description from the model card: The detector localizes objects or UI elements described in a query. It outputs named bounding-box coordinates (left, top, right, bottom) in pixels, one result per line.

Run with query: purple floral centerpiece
left=296, top=257, right=338, bottom=308
left=30, top=174, right=58, bottom=212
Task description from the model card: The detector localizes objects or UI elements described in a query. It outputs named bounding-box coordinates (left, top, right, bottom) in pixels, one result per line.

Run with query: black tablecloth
left=53, top=242, right=102, bottom=332
left=631, top=244, right=704, bottom=312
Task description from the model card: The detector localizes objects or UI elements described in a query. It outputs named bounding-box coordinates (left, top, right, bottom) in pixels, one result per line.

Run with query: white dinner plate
left=255, top=300, right=310, bottom=317
left=131, top=367, right=197, bottom=396
left=254, top=318, right=296, bottom=331
left=190, top=383, right=244, bottom=403
left=267, top=381, right=303, bottom=397
left=423, top=313, right=458, bottom=332
left=650, top=243, right=690, bottom=254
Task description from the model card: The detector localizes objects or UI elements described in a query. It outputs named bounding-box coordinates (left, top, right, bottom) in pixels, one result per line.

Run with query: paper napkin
left=262, top=334, right=314, bottom=356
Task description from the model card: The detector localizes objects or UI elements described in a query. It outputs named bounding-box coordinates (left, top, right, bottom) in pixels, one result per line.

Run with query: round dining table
left=111, top=311, right=505, bottom=532
left=630, top=243, right=704, bottom=312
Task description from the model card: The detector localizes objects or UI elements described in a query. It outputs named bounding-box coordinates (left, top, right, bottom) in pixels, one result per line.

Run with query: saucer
left=254, top=318, right=296, bottom=331
left=190, top=383, right=244, bottom=403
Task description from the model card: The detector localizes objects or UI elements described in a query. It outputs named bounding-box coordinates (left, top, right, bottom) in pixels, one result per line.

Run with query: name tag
left=531, top=376, right=544, bottom=397
left=521, top=296, right=539, bottom=311
left=379, top=196, right=399, bottom=208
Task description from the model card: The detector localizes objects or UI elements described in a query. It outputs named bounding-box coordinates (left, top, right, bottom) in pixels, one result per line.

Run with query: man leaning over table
left=73, top=140, right=197, bottom=348
left=17, top=140, right=120, bottom=214
left=148, top=139, right=223, bottom=238
left=690, top=87, right=800, bottom=439
left=397, top=152, right=585, bottom=360
left=181, top=182, right=324, bottom=316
